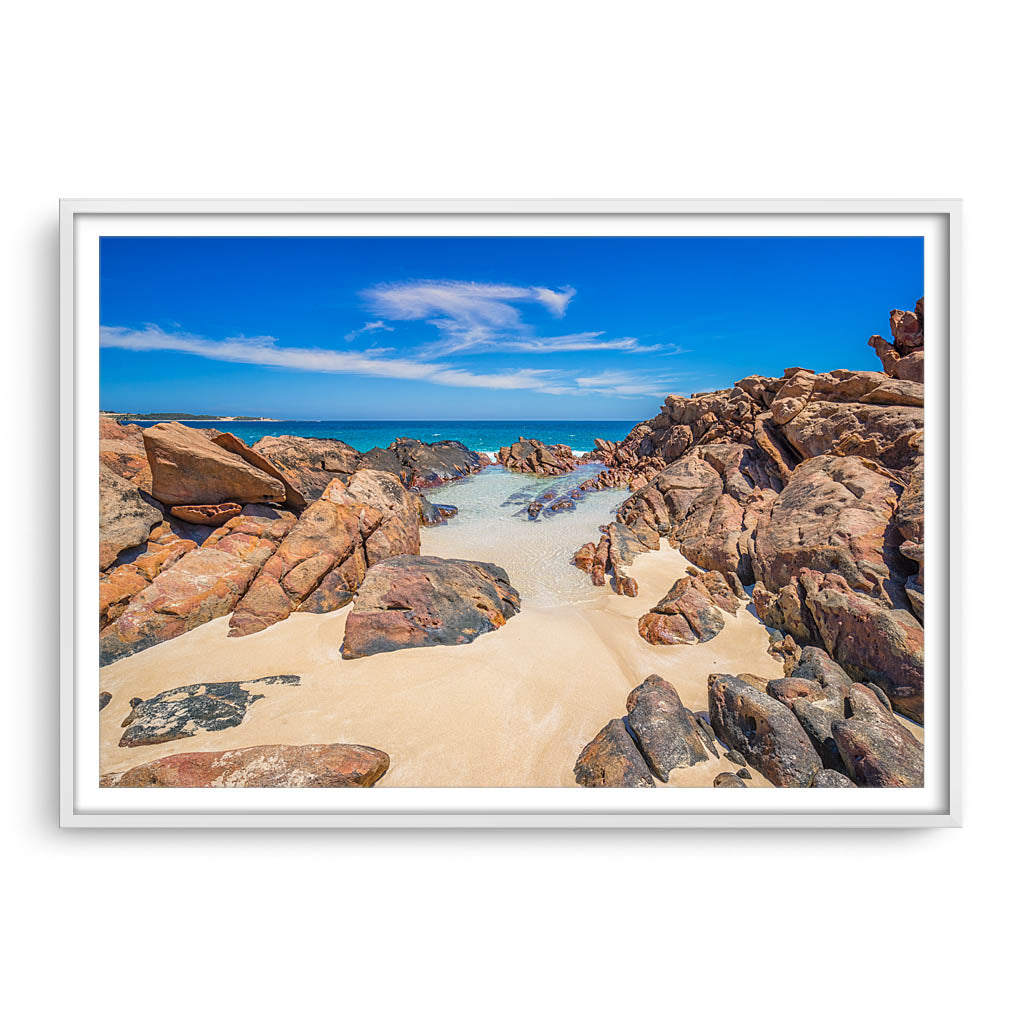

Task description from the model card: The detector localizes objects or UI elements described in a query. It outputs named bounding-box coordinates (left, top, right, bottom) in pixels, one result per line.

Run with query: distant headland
left=101, top=411, right=278, bottom=422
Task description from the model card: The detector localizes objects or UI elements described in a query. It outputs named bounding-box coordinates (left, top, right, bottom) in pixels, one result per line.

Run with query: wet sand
left=98, top=542, right=789, bottom=787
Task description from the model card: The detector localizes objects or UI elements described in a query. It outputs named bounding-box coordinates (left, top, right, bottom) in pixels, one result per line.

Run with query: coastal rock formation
left=341, top=555, right=521, bottom=658
left=117, top=677, right=296, bottom=747
left=625, top=675, right=716, bottom=781
left=358, top=437, right=488, bottom=490
left=417, top=496, right=458, bottom=526
left=578, top=298, right=926, bottom=727
left=99, top=507, right=297, bottom=665
left=99, top=417, right=152, bottom=490
left=169, top=502, right=242, bottom=526
left=99, top=465, right=163, bottom=570
left=250, top=434, right=362, bottom=500
left=345, top=469, right=422, bottom=565
left=143, top=421, right=287, bottom=506
left=497, top=437, right=581, bottom=475
left=210, top=431, right=307, bottom=509
left=573, top=718, right=656, bottom=788
left=708, top=674, right=822, bottom=787
left=227, top=486, right=382, bottom=636
left=831, top=682, right=924, bottom=787
left=713, top=772, right=747, bottom=787
left=637, top=573, right=737, bottom=646
left=100, top=742, right=389, bottom=788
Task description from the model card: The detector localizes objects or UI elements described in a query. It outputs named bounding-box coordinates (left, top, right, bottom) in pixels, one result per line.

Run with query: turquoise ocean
left=122, top=419, right=637, bottom=455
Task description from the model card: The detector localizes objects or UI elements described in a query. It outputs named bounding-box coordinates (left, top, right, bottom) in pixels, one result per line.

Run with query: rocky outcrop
left=831, top=683, right=924, bottom=787
left=210, top=431, right=307, bottom=509
left=250, top=434, right=362, bottom=500
left=755, top=568, right=924, bottom=722
left=573, top=718, right=656, bottom=787
left=143, top=421, right=287, bottom=506
left=708, top=674, right=822, bottom=787
left=99, top=417, right=152, bottom=490
left=637, top=572, right=738, bottom=646
left=577, top=298, right=927, bottom=730
left=227, top=486, right=381, bottom=636
left=344, top=469, right=421, bottom=565
left=99, top=465, right=163, bottom=570
left=497, top=437, right=581, bottom=475
left=358, top=437, right=488, bottom=490
left=99, top=507, right=296, bottom=665
left=101, top=742, right=389, bottom=787
left=117, top=677, right=297, bottom=746
left=169, top=502, right=242, bottom=526
left=342, top=555, right=521, bottom=658
left=625, top=675, right=716, bottom=781
left=418, top=496, right=458, bottom=526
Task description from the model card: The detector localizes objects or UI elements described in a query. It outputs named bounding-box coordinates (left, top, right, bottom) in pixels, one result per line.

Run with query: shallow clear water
left=122, top=418, right=636, bottom=455
left=420, top=465, right=626, bottom=608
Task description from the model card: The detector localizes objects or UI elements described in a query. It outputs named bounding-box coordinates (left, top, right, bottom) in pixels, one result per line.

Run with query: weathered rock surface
left=99, top=417, right=152, bottom=490
left=625, top=674, right=714, bottom=781
left=143, top=421, right=287, bottom=506
left=117, top=677, right=295, bottom=746
left=573, top=718, right=656, bottom=787
left=418, top=496, right=458, bottom=526
left=497, top=437, right=581, bottom=475
left=99, top=508, right=296, bottom=664
left=708, top=674, right=822, bottom=787
left=344, top=469, right=421, bottom=565
left=211, top=431, right=306, bottom=509
left=358, top=437, right=487, bottom=490
left=169, top=502, right=242, bottom=526
left=101, top=742, right=388, bottom=787
left=342, top=555, right=521, bottom=658
left=250, top=434, right=362, bottom=500
left=811, top=768, right=857, bottom=788
left=227, top=486, right=381, bottom=636
left=751, top=455, right=906, bottom=600
left=713, top=772, right=747, bottom=788
left=831, top=684, right=924, bottom=787
left=99, top=465, right=163, bottom=570
left=637, top=575, right=731, bottom=646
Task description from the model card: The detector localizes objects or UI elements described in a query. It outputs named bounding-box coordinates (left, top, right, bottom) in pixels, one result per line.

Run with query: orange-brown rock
left=250, top=434, right=362, bottom=500
left=143, top=421, right=286, bottom=506
left=99, top=508, right=296, bottom=665
left=637, top=575, right=730, bottom=646
left=99, top=464, right=163, bottom=570
left=496, top=437, right=580, bottom=476
left=100, top=743, right=389, bottom=788
left=751, top=454, right=905, bottom=600
left=210, top=431, right=307, bottom=509
left=99, top=417, right=152, bottom=490
left=227, top=488, right=380, bottom=636
left=341, top=555, right=520, bottom=658
left=169, top=502, right=243, bottom=526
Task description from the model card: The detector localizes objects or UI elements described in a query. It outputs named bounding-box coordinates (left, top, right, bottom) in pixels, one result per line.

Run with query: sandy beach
left=98, top=539, right=821, bottom=787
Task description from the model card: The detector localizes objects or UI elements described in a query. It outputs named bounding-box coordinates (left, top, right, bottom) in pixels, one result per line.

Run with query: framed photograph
left=60, top=199, right=959, bottom=827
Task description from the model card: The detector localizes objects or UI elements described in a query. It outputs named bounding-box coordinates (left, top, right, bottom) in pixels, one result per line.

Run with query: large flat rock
left=341, top=555, right=520, bottom=658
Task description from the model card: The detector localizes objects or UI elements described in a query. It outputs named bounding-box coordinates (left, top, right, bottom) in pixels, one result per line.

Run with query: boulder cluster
left=496, top=437, right=589, bottom=475
left=575, top=300, right=926, bottom=723
left=98, top=421, right=494, bottom=666
left=575, top=646, right=923, bottom=789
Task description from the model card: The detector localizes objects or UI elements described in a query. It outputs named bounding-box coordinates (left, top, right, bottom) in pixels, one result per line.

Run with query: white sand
left=98, top=541, right=788, bottom=787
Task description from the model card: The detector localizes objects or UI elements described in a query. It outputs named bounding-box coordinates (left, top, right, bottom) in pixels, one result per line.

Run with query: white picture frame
left=61, top=199, right=960, bottom=828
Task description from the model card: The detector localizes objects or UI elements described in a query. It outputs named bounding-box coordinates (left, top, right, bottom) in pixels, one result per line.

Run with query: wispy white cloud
left=361, top=279, right=656, bottom=357
left=343, top=320, right=394, bottom=343
left=100, top=325, right=568, bottom=393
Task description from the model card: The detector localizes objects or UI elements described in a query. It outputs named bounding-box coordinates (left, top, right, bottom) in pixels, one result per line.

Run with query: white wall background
left=3, top=2, right=1016, bottom=1019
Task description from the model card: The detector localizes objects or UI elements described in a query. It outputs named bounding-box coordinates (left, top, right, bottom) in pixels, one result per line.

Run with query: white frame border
left=60, top=199, right=961, bottom=828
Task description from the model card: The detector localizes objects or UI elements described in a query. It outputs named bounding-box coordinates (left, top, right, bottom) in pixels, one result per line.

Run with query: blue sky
left=100, top=235, right=923, bottom=420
